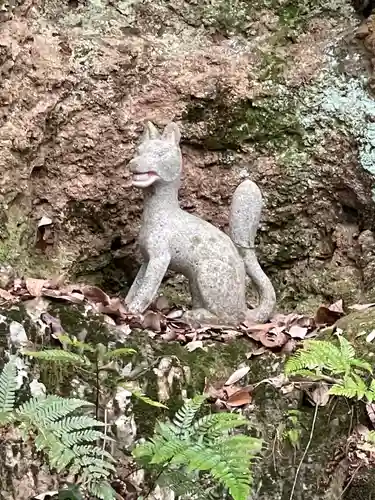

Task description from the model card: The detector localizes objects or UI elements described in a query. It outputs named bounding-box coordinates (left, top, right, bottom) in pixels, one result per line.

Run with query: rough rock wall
left=1, top=0, right=375, bottom=311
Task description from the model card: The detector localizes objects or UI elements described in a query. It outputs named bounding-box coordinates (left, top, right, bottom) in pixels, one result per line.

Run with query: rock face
left=1, top=0, right=375, bottom=311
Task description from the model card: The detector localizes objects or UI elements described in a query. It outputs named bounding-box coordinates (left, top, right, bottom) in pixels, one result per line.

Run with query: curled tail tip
left=235, top=178, right=262, bottom=196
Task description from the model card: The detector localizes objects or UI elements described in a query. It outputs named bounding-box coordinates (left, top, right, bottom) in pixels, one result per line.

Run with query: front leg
left=125, top=262, right=147, bottom=306
left=126, top=254, right=170, bottom=314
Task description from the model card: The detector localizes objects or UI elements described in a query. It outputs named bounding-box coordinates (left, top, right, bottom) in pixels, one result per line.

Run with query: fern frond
left=367, top=431, right=375, bottom=443
left=17, top=396, right=91, bottom=425
left=286, top=338, right=371, bottom=377
left=130, top=390, right=168, bottom=409
left=285, top=340, right=341, bottom=374
left=172, top=395, right=207, bottom=433
left=86, top=480, right=116, bottom=500
left=74, top=455, right=116, bottom=473
left=61, top=429, right=108, bottom=447
left=218, top=435, right=263, bottom=456
left=132, top=395, right=261, bottom=500
left=158, top=469, right=202, bottom=497
left=0, top=358, right=17, bottom=415
left=329, top=376, right=362, bottom=399
left=193, top=412, right=248, bottom=439
left=150, top=436, right=189, bottom=465
left=102, top=347, right=136, bottom=361
left=337, top=336, right=355, bottom=361
left=132, top=439, right=157, bottom=460
left=72, top=445, right=115, bottom=463
left=350, top=358, right=373, bottom=373
left=46, top=415, right=104, bottom=436
left=176, top=443, right=251, bottom=500
left=284, top=368, right=323, bottom=379
left=24, top=349, right=90, bottom=366
left=57, top=335, right=96, bottom=352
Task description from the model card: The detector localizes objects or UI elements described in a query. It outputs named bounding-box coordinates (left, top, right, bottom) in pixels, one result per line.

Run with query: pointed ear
left=142, top=121, right=160, bottom=141
left=162, top=122, right=181, bottom=145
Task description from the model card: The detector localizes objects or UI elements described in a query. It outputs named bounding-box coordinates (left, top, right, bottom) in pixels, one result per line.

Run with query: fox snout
left=128, top=157, right=141, bottom=173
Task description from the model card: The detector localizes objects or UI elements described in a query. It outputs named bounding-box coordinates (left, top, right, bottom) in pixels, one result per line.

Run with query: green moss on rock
left=183, top=92, right=303, bottom=151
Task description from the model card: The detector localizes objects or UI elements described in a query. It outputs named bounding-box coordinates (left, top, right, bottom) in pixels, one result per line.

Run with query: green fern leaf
left=57, top=335, right=96, bottom=353
left=72, top=445, right=115, bottom=463
left=130, top=390, right=168, bottom=409
left=75, top=455, right=116, bottom=473
left=150, top=437, right=189, bottom=464
left=367, top=430, right=375, bottom=443
left=46, top=415, right=105, bottom=436
left=17, top=396, right=91, bottom=424
left=286, top=338, right=370, bottom=377
left=61, top=429, right=108, bottom=447
left=158, top=469, right=202, bottom=497
left=285, top=368, right=322, bottom=379
left=0, top=358, right=17, bottom=415
left=329, top=376, right=359, bottom=398
left=132, top=439, right=157, bottom=460
left=337, top=336, right=355, bottom=361
left=193, top=412, right=248, bottom=439
left=102, top=347, right=136, bottom=361
left=172, top=395, right=207, bottom=433
left=24, top=349, right=90, bottom=366
left=350, top=358, right=373, bottom=373
left=86, top=480, right=116, bottom=500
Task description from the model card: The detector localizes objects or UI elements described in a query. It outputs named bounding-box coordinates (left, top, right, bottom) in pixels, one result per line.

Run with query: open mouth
left=132, top=171, right=160, bottom=188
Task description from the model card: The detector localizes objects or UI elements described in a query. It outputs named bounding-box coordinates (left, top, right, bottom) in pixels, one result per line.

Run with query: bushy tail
left=229, top=179, right=276, bottom=323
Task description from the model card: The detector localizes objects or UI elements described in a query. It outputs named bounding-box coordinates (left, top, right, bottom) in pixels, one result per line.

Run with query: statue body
left=125, top=122, right=276, bottom=326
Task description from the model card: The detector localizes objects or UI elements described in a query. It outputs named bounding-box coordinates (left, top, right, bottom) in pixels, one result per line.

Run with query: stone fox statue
left=125, top=121, right=276, bottom=326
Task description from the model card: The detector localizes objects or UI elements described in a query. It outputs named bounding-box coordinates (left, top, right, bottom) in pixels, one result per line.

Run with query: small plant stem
left=289, top=403, right=319, bottom=500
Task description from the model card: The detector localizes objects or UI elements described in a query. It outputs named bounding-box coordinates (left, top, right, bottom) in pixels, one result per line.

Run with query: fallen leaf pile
left=0, top=271, right=370, bottom=353
left=204, top=366, right=253, bottom=409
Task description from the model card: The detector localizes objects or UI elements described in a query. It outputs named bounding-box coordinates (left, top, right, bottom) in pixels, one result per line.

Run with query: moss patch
left=183, top=92, right=303, bottom=151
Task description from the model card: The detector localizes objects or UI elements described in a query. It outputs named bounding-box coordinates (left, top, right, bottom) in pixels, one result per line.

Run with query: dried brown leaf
left=245, top=322, right=275, bottom=341
left=226, top=386, right=253, bottom=407
left=37, top=216, right=53, bottom=228
left=288, top=325, right=308, bottom=339
left=315, top=305, right=343, bottom=326
left=161, top=330, right=178, bottom=341
left=40, top=312, right=64, bottom=336
left=45, top=275, right=66, bottom=289
left=25, top=278, right=48, bottom=297
left=220, top=329, right=241, bottom=341
left=59, top=293, right=85, bottom=304
left=204, top=383, right=225, bottom=400
left=350, top=303, right=375, bottom=312
left=166, top=310, right=183, bottom=319
left=224, top=385, right=242, bottom=398
left=97, top=297, right=128, bottom=318
left=281, top=338, right=297, bottom=354
left=366, top=330, right=375, bottom=343
left=309, top=382, right=330, bottom=406
left=366, top=403, right=375, bottom=426
left=142, top=311, right=162, bottom=332
left=154, top=295, right=170, bottom=312
left=329, top=299, right=344, bottom=313
left=224, top=366, right=250, bottom=386
left=0, top=288, right=16, bottom=302
left=185, top=340, right=205, bottom=352
left=246, top=346, right=267, bottom=358
left=82, top=285, right=110, bottom=305
left=259, top=330, right=288, bottom=348
left=102, top=315, right=116, bottom=326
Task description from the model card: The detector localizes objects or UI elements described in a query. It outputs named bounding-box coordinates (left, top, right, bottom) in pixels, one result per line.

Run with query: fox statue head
left=128, top=121, right=182, bottom=189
